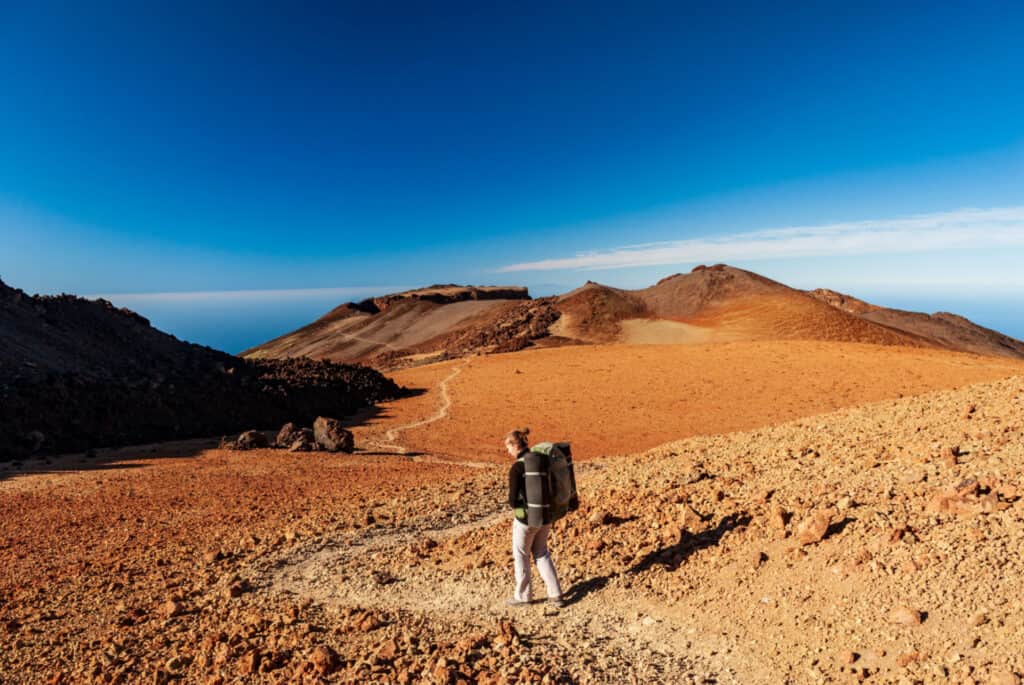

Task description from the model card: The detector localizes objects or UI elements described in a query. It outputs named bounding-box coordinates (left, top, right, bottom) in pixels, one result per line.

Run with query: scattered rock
left=768, top=505, right=788, bottom=534
left=238, top=650, right=260, bottom=675
left=310, top=645, right=339, bottom=675
left=589, top=509, right=612, bottom=525
left=896, top=651, right=925, bottom=667
left=313, top=417, right=354, bottom=453
left=288, top=428, right=317, bottom=452
left=275, top=422, right=301, bottom=447
left=969, top=611, right=989, bottom=627
left=159, top=599, right=183, bottom=618
left=233, top=430, right=269, bottom=450
left=888, top=606, right=923, bottom=626
left=795, top=507, right=837, bottom=545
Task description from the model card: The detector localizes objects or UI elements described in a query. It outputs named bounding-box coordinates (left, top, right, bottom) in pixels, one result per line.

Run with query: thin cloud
left=497, top=206, right=1024, bottom=272
left=87, top=286, right=408, bottom=303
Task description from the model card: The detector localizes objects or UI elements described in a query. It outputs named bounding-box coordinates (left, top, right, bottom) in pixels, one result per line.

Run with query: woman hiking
left=505, top=427, right=566, bottom=608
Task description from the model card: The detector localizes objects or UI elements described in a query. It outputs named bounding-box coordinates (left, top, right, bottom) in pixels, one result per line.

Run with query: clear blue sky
left=2, top=2, right=1022, bottom=351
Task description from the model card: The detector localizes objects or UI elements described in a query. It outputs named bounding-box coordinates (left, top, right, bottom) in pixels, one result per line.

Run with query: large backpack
left=518, top=442, right=577, bottom=526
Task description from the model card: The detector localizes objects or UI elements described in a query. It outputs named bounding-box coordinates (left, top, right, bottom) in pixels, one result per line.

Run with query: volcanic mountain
left=807, top=288, right=1024, bottom=359
left=0, top=278, right=401, bottom=457
left=243, top=284, right=562, bottom=366
left=247, top=265, right=1024, bottom=367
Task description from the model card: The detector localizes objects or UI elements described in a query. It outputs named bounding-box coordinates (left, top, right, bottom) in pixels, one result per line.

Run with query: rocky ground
left=1, top=345, right=1023, bottom=683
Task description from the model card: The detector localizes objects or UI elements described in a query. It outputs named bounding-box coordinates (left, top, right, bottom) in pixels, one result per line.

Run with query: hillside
left=243, top=284, right=552, bottom=365
left=246, top=265, right=1024, bottom=369
left=808, top=288, right=1024, bottom=359
left=559, top=265, right=929, bottom=348
left=0, top=278, right=401, bottom=457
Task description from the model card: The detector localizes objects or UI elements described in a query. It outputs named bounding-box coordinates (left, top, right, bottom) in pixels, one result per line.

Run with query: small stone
left=768, top=505, right=787, bottom=534
left=310, top=645, right=339, bottom=675
left=968, top=611, right=989, bottom=627
left=376, top=638, right=398, bottom=661
left=160, top=600, right=183, bottom=618
left=589, top=510, right=612, bottom=525
left=888, top=606, right=923, bottom=626
left=237, top=650, right=260, bottom=675
left=795, top=507, right=837, bottom=545
left=839, top=651, right=858, bottom=665
left=896, top=651, right=925, bottom=667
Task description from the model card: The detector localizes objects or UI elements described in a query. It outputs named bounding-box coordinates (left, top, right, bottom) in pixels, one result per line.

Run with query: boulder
left=313, top=417, right=354, bottom=453
left=275, top=422, right=301, bottom=448
left=288, top=428, right=317, bottom=452
left=234, top=430, right=269, bottom=450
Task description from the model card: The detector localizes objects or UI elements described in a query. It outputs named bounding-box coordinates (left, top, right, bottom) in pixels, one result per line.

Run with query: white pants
left=512, top=518, right=562, bottom=602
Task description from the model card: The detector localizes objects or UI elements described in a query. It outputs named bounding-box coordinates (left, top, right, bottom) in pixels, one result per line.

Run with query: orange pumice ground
left=3, top=340, right=1023, bottom=683
left=375, top=341, right=1024, bottom=462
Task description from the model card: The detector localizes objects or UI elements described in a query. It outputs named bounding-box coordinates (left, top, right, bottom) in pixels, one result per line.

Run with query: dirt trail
left=358, top=359, right=475, bottom=463
left=261, top=459, right=723, bottom=683
left=384, top=360, right=468, bottom=446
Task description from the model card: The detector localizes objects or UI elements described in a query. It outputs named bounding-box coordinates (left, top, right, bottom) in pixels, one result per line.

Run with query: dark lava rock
left=233, top=430, right=269, bottom=450
left=313, top=417, right=354, bottom=453
left=0, top=278, right=402, bottom=457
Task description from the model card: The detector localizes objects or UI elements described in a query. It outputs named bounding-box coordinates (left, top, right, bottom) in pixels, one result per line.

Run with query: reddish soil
left=377, top=341, right=1024, bottom=462
left=3, top=341, right=1023, bottom=683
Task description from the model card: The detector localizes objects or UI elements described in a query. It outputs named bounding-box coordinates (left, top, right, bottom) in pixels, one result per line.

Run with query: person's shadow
left=561, top=511, right=752, bottom=606
left=630, top=512, right=752, bottom=573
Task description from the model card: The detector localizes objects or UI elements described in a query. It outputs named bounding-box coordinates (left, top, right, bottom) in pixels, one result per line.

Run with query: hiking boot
left=505, top=598, right=530, bottom=607
left=547, top=596, right=566, bottom=608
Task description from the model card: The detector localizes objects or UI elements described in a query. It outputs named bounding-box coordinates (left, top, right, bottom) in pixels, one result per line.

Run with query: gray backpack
left=518, top=442, right=577, bottom=526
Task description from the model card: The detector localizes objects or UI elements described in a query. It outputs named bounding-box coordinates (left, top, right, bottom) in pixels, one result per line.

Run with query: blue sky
left=1, top=2, right=1022, bottom=351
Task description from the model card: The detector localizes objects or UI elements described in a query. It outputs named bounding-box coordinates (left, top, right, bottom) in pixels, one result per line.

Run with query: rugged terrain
left=243, top=285, right=557, bottom=368
left=2, top=341, right=1023, bottom=683
left=0, top=279, right=401, bottom=458
left=244, top=266, right=1024, bottom=369
left=808, top=288, right=1024, bottom=359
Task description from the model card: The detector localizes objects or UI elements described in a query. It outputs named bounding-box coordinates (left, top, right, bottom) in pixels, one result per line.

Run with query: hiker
left=505, top=427, right=576, bottom=608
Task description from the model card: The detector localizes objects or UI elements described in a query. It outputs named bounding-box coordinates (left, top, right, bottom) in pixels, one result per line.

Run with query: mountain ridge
left=245, top=264, right=1024, bottom=367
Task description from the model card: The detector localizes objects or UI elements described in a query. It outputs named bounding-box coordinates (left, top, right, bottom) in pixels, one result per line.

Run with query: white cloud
left=86, top=286, right=408, bottom=303
left=497, top=206, right=1024, bottom=272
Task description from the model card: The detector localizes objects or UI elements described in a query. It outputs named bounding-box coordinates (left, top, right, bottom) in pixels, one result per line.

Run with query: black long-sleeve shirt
left=508, top=451, right=527, bottom=509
